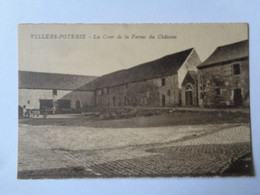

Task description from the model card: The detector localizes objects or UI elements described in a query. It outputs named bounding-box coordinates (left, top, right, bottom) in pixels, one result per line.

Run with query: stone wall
left=94, top=49, right=201, bottom=108
left=59, top=90, right=95, bottom=108
left=198, top=59, right=249, bottom=107
left=95, top=74, right=180, bottom=107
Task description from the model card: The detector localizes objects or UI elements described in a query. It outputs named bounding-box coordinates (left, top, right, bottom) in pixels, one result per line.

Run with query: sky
left=18, top=23, right=248, bottom=76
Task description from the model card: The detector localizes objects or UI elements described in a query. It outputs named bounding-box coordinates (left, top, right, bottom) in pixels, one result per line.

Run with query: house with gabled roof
left=197, top=40, right=249, bottom=107
left=81, top=48, right=201, bottom=107
left=19, top=71, right=97, bottom=114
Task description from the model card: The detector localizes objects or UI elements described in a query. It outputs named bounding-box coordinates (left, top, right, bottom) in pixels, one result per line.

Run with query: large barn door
left=162, top=95, right=166, bottom=107
left=234, top=88, right=242, bottom=107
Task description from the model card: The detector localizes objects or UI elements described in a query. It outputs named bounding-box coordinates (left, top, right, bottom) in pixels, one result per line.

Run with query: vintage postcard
left=18, top=23, right=253, bottom=179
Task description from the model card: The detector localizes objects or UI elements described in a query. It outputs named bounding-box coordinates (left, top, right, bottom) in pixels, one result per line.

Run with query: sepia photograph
left=18, top=23, right=253, bottom=179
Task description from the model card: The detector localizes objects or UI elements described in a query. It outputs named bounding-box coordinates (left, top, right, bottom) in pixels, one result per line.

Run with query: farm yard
left=18, top=109, right=253, bottom=179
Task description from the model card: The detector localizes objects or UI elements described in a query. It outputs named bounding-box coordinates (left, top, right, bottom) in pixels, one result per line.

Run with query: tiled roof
left=198, top=40, right=248, bottom=68
left=19, top=71, right=97, bottom=90
left=80, top=48, right=194, bottom=90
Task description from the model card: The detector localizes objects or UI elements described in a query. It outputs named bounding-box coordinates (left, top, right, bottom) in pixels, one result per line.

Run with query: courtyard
left=18, top=110, right=253, bottom=179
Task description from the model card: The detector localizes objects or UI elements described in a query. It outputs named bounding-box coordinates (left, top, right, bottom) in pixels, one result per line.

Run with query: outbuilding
left=197, top=40, right=249, bottom=107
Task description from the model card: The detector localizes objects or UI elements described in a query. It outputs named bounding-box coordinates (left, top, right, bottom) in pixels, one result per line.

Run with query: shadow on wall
left=53, top=90, right=94, bottom=113
left=126, top=82, right=160, bottom=107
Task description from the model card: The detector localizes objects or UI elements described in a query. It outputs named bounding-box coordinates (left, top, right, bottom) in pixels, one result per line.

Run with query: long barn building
left=80, top=48, right=201, bottom=107
left=19, top=71, right=97, bottom=113
left=19, top=40, right=249, bottom=114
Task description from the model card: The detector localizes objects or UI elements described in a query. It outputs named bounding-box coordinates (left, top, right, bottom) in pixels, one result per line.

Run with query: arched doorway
left=234, top=88, right=242, bottom=107
left=185, top=84, right=193, bottom=106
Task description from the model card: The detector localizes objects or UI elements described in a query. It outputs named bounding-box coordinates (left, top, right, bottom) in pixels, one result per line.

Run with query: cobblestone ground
left=18, top=123, right=252, bottom=179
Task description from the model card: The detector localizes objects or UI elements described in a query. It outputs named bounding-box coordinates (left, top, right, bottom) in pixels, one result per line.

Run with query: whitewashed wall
left=19, top=89, right=95, bottom=109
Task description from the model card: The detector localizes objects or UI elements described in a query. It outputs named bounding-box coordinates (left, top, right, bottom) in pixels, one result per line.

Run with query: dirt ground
left=18, top=111, right=253, bottom=179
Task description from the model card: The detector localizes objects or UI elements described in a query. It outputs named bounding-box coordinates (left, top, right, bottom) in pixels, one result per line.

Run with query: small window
left=53, top=89, right=57, bottom=96
left=167, top=90, right=171, bottom=96
left=27, top=100, right=30, bottom=104
left=233, top=64, right=240, bottom=75
left=107, top=88, right=109, bottom=94
left=161, top=78, right=166, bottom=86
left=126, top=83, right=128, bottom=89
left=215, top=88, right=221, bottom=95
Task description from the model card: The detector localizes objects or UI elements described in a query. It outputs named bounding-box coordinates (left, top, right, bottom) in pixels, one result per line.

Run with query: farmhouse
left=19, top=71, right=97, bottom=114
left=197, top=40, right=249, bottom=107
left=80, top=48, right=201, bottom=107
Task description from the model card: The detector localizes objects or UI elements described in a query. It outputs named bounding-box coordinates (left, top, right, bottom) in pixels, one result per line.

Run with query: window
left=215, top=88, right=221, bottom=95
left=161, top=78, right=166, bottom=86
left=167, top=90, right=171, bottom=96
left=233, top=64, right=240, bottom=75
left=27, top=100, right=30, bottom=104
left=107, top=88, right=109, bottom=94
left=53, top=89, right=57, bottom=96
left=126, top=83, right=128, bottom=89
